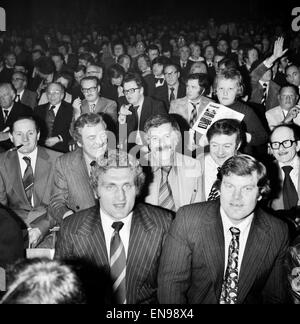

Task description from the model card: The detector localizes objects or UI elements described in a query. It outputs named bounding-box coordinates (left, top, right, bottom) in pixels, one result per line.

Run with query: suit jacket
left=20, top=89, right=37, bottom=110
left=119, top=96, right=167, bottom=149
left=55, top=203, right=173, bottom=304
left=81, top=97, right=117, bottom=123
left=169, top=96, right=212, bottom=125
left=49, top=148, right=97, bottom=225
left=34, top=101, right=73, bottom=153
left=158, top=200, right=289, bottom=304
left=153, top=82, right=186, bottom=111
left=171, top=57, right=193, bottom=80
left=145, top=152, right=205, bottom=209
left=250, top=63, right=280, bottom=111
left=0, top=208, right=24, bottom=269
left=266, top=105, right=300, bottom=130
left=0, top=147, right=62, bottom=236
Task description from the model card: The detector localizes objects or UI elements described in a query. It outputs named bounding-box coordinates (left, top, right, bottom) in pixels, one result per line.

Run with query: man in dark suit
left=118, top=73, right=167, bottom=151
left=49, top=113, right=109, bottom=225
left=153, top=63, right=186, bottom=111
left=0, top=208, right=24, bottom=270
left=0, top=116, right=62, bottom=247
left=58, top=42, right=78, bottom=71
left=34, top=82, right=73, bottom=153
left=12, top=72, right=37, bottom=109
left=56, top=150, right=173, bottom=304
left=0, top=83, right=33, bottom=151
left=158, top=154, right=289, bottom=304
left=172, top=46, right=193, bottom=81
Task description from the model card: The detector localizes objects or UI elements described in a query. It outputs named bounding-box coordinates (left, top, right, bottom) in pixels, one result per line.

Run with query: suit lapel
left=237, top=209, right=272, bottom=303
left=126, top=204, right=156, bottom=303
left=201, top=202, right=225, bottom=301
left=33, top=147, right=51, bottom=206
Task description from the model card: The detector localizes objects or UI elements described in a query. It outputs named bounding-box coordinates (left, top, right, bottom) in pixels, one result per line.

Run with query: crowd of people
left=0, top=16, right=300, bottom=304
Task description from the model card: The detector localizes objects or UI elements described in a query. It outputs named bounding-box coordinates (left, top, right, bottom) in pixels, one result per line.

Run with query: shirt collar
left=259, top=80, right=269, bottom=87
left=100, top=207, right=133, bottom=228
left=220, top=206, right=254, bottom=233
left=18, top=147, right=38, bottom=163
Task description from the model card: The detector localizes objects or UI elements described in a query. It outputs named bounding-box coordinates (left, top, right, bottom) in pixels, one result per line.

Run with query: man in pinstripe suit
left=158, top=155, right=290, bottom=304
left=55, top=150, right=173, bottom=304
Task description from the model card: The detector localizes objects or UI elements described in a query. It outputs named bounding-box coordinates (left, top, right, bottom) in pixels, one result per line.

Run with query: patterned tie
left=110, top=222, right=127, bottom=304
left=219, top=227, right=240, bottom=304
left=208, top=167, right=221, bottom=201
left=89, top=104, right=96, bottom=113
left=169, top=87, right=175, bottom=103
left=282, top=166, right=298, bottom=210
left=190, top=102, right=199, bottom=128
left=261, top=82, right=268, bottom=107
left=158, top=166, right=176, bottom=211
left=46, top=105, right=56, bottom=137
left=23, top=156, right=34, bottom=206
left=3, top=109, right=9, bottom=122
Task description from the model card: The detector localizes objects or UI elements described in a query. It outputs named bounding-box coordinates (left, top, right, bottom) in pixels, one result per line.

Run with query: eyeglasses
left=164, top=71, right=178, bottom=77
left=123, top=88, right=140, bottom=95
left=47, top=91, right=62, bottom=96
left=269, top=140, right=297, bottom=150
left=12, top=78, right=25, bottom=82
left=81, top=86, right=98, bottom=94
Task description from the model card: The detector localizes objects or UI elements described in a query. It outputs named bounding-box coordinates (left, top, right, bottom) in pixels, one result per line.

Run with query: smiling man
left=158, top=154, right=289, bottom=304
left=56, top=150, right=173, bottom=304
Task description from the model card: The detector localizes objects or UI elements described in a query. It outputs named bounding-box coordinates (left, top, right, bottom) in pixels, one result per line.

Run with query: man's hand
left=45, top=137, right=60, bottom=147
left=118, top=104, right=132, bottom=124
left=284, top=106, right=300, bottom=123
left=272, top=37, right=288, bottom=60
left=28, top=228, right=42, bottom=248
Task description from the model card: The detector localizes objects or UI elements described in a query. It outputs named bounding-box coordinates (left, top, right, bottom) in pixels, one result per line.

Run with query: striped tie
left=89, top=104, right=96, bottom=113
left=110, top=222, right=127, bottom=304
left=47, top=105, right=56, bottom=137
left=207, top=167, right=221, bottom=201
left=23, top=157, right=34, bottom=206
left=261, top=82, right=268, bottom=107
left=190, top=102, right=198, bottom=128
left=158, top=167, right=176, bottom=211
left=169, top=87, right=175, bottom=103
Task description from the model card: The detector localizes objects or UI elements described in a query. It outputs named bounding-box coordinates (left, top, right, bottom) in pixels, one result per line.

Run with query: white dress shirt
left=220, top=207, right=254, bottom=276
left=49, top=103, right=61, bottom=116
left=17, top=147, right=38, bottom=206
left=100, top=208, right=133, bottom=259
left=2, top=104, right=13, bottom=120
left=279, top=155, right=299, bottom=191
left=204, top=154, right=219, bottom=200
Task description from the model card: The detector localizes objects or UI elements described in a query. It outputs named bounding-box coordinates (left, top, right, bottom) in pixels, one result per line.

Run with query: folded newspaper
left=192, top=102, right=245, bottom=135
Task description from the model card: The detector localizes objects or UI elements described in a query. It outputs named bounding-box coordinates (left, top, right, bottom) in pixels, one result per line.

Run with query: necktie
left=89, top=104, right=96, bottom=113
left=15, top=94, right=20, bottom=102
left=110, top=222, right=127, bottom=304
left=190, top=102, right=198, bottom=127
left=158, top=166, right=176, bottom=211
left=23, top=157, right=34, bottom=206
left=129, top=105, right=140, bottom=143
left=46, top=105, right=56, bottom=137
left=208, top=167, right=221, bottom=201
left=169, top=87, right=175, bottom=103
left=282, top=166, right=298, bottom=210
left=261, top=82, right=268, bottom=106
left=219, top=227, right=240, bottom=304
left=3, top=109, right=9, bottom=122
left=89, top=160, right=96, bottom=177
left=182, top=62, right=186, bottom=68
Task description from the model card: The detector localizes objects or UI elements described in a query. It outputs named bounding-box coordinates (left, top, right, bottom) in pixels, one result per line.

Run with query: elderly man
left=158, top=154, right=289, bottom=304
left=12, top=72, right=37, bottom=109
left=72, top=76, right=117, bottom=125
left=0, top=116, right=62, bottom=247
left=56, top=150, right=173, bottom=304
left=143, top=114, right=204, bottom=211
left=34, top=82, right=73, bottom=153
left=49, top=113, right=110, bottom=225
left=265, top=85, right=300, bottom=130
left=0, top=83, right=33, bottom=151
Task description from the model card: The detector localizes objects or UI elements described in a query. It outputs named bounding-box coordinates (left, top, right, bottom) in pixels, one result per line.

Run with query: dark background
left=1, top=0, right=299, bottom=28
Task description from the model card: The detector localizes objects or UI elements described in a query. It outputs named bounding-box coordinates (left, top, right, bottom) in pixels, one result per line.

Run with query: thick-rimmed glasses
left=269, top=140, right=297, bottom=150
left=123, top=88, right=140, bottom=95
left=81, top=87, right=98, bottom=94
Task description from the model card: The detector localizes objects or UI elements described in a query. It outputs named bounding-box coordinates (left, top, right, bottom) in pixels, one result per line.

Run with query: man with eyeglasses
left=34, top=82, right=73, bottom=153
left=118, top=73, right=167, bottom=151
left=12, top=72, right=37, bottom=110
left=73, top=76, right=117, bottom=124
left=268, top=124, right=300, bottom=238
left=153, top=63, right=186, bottom=111
left=266, top=85, right=300, bottom=130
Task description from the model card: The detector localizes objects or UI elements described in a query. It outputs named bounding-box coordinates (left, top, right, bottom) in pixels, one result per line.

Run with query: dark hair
left=75, top=65, right=86, bottom=74
left=269, top=123, right=300, bottom=143
left=164, top=63, right=180, bottom=74
left=218, top=154, right=270, bottom=197
left=186, top=73, right=210, bottom=95
left=72, top=113, right=107, bottom=143
left=90, top=150, right=145, bottom=196
left=107, top=64, right=125, bottom=80
left=136, top=54, right=151, bottom=68
left=51, top=52, right=64, bottom=61
left=151, top=56, right=171, bottom=68
left=147, top=44, right=160, bottom=53
left=144, top=114, right=180, bottom=134
left=80, top=76, right=100, bottom=87
left=279, top=84, right=299, bottom=97
left=12, top=71, right=28, bottom=83
left=0, top=258, right=85, bottom=304
left=10, top=116, right=40, bottom=134
left=218, top=58, right=238, bottom=70
left=117, top=54, right=132, bottom=66
left=123, top=73, right=143, bottom=88
left=207, top=118, right=244, bottom=147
